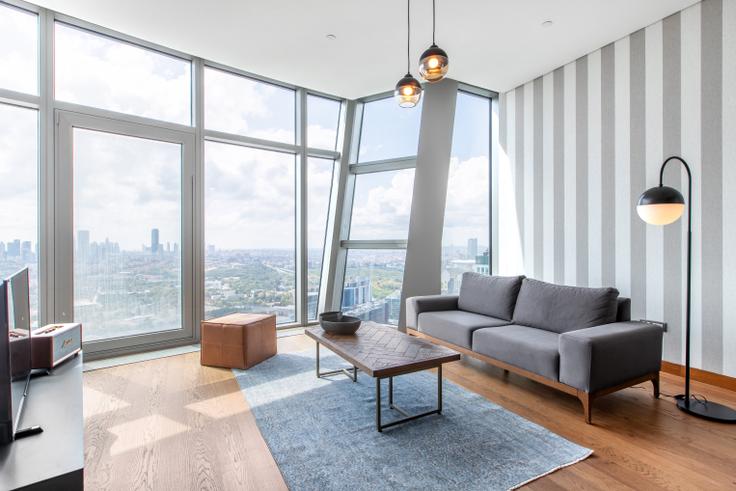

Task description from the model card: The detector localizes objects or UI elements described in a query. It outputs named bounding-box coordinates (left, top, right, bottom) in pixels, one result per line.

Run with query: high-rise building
left=8, top=239, right=21, bottom=257
left=341, top=277, right=371, bottom=308
left=21, top=241, right=32, bottom=260
left=0, top=242, right=5, bottom=257
left=474, top=249, right=490, bottom=275
left=77, top=230, right=90, bottom=258
left=467, top=238, right=478, bottom=260
left=151, top=228, right=160, bottom=254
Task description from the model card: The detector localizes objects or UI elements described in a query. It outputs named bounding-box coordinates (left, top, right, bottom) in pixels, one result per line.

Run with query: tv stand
left=0, top=353, right=83, bottom=490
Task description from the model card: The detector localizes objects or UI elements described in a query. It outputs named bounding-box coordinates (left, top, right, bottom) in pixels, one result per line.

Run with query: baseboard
left=661, top=361, right=736, bottom=392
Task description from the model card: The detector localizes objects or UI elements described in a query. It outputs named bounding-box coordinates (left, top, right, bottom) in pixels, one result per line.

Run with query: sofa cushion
left=457, top=273, right=525, bottom=321
left=512, top=278, right=619, bottom=334
left=472, top=325, right=560, bottom=380
left=418, top=311, right=510, bottom=349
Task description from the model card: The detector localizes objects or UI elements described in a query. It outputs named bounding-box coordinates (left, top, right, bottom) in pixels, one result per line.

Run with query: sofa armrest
left=405, top=295, right=459, bottom=329
left=559, top=321, right=663, bottom=393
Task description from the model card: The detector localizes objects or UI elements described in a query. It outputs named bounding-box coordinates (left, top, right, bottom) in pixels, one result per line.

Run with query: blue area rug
left=233, top=350, right=592, bottom=491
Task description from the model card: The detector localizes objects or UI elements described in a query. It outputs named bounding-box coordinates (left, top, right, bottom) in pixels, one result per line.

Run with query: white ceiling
left=34, top=0, right=699, bottom=99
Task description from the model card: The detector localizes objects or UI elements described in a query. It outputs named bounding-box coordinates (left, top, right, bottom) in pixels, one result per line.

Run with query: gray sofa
left=406, top=273, right=663, bottom=423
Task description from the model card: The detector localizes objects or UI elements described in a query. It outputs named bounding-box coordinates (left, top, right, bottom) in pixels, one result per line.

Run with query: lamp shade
left=394, top=73, right=423, bottom=108
left=636, top=185, right=685, bottom=225
left=419, top=44, right=449, bottom=83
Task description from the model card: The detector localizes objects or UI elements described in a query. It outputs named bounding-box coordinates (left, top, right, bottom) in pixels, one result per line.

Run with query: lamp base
left=676, top=396, right=736, bottom=423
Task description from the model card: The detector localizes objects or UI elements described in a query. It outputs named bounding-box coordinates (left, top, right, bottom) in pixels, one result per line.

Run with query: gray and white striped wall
left=495, top=0, right=736, bottom=376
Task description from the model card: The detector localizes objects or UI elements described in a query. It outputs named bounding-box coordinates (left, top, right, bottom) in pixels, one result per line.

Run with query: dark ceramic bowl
left=318, top=311, right=361, bottom=335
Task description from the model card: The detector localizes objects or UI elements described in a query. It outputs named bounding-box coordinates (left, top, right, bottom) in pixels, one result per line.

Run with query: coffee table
left=305, top=322, right=461, bottom=432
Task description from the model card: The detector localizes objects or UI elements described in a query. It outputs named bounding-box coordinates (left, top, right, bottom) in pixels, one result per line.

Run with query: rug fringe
left=508, top=449, right=594, bottom=490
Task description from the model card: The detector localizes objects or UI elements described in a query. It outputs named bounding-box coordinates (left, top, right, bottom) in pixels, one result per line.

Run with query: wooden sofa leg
left=652, top=374, right=660, bottom=399
left=578, top=391, right=592, bottom=424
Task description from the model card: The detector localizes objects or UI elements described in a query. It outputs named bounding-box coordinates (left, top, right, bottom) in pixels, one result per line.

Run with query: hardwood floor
left=84, top=334, right=736, bottom=490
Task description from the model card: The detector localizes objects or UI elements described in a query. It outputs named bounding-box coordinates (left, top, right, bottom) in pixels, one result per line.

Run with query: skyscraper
left=151, top=228, right=160, bottom=254
left=77, top=230, right=90, bottom=258
left=467, top=238, right=478, bottom=259
left=8, top=239, right=21, bottom=257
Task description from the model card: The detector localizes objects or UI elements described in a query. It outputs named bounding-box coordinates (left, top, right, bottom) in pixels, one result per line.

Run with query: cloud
left=0, top=5, right=37, bottom=94
left=204, top=67, right=295, bottom=143
left=55, top=23, right=191, bottom=125
left=0, top=104, right=37, bottom=243
left=73, top=129, right=182, bottom=249
left=443, top=155, right=490, bottom=248
left=349, top=169, right=415, bottom=239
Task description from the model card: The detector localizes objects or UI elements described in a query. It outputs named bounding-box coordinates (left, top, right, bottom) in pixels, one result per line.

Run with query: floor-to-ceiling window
left=204, top=141, right=297, bottom=323
left=202, top=69, right=341, bottom=326
left=338, top=96, right=421, bottom=325
left=0, top=2, right=39, bottom=326
left=306, top=95, right=341, bottom=320
left=441, top=90, right=491, bottom=293
left=0, top=0, right=345, bottom=358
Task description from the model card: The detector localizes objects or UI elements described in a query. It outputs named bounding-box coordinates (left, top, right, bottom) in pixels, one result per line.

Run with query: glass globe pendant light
left=395, top=0, right=422, bottom=108
left=419, top=0, right=449, bottom=83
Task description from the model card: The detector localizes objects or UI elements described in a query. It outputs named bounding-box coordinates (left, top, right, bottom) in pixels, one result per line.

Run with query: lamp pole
left=641, top=156, right=735, bottom=422
left=658, top=156, right=692, bottom=405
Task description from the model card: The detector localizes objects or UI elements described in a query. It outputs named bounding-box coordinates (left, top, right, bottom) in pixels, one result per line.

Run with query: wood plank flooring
left=84, top=334, right=736, bottom=490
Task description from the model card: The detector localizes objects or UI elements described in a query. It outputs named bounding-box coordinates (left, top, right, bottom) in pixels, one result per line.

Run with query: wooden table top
left=305, top=322, right=461, bottom=378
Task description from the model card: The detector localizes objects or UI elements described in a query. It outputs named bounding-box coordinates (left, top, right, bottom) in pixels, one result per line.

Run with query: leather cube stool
left=200, top=313, right=277, bottom=369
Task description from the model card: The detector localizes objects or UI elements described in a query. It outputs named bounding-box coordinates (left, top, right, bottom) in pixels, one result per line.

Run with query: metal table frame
left=314, top=341, right=444, bottom=432
left=316, top=341, right=358, bottom=382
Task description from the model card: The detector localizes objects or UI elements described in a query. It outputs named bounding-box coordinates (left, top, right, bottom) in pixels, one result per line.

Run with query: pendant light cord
left=406, top=0, right=411, bottom=73
left=432, top=0, right=436, bottom=45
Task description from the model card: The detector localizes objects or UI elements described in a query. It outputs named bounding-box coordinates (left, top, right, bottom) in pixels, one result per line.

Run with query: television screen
left=0, top=268, right=32, bottom=443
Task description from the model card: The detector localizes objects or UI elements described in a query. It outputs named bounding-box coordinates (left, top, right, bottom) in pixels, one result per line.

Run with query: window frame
left=0, top=0, right=348, bottom=360
left=330, top=93, right=421, bottom=324
left=441, top=88, right=494, bottom=294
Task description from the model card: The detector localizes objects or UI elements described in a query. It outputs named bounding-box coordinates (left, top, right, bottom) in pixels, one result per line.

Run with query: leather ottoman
left=200, top=313, right=277, bottom=369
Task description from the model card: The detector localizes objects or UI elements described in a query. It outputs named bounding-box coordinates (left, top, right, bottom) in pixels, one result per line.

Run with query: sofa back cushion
left=512, top=278, right=619, bottom=333
left=458, top=273, right=525, bottom=321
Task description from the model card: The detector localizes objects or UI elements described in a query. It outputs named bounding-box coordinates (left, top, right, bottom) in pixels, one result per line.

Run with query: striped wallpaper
left=496, top=0, right=736, bottom=376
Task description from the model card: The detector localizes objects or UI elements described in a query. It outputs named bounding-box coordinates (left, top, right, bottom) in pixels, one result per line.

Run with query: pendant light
left=419, top=0, right=449, bottom=83
left=395, top=0, right=422, bottom=108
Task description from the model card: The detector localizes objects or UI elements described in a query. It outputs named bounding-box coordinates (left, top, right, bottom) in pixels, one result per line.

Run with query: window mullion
left=296, top=88, right=308, bottom=326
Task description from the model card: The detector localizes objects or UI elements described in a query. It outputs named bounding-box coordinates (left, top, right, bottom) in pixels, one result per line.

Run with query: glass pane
left=342, top=249, right=406, bottom=325
left=0, top=4, right=37, bottom=95
left=442, top=92, right=491, bottom=294
left=204, top=67, right=295, bottom=144
left=0, top=104, right=38, bottom=326
left=307, top=157, right=334, bottom=319
left=55, top=23, right=192, bottom=125
left=73, top=129, right=182, bottom=341
left=349, top=169, right=415, bottom=240
left=358, top=96, right=421, bottom=162
left=204, top=141, right=296, bottom=323
left=307, top=95, right=340, bottom=150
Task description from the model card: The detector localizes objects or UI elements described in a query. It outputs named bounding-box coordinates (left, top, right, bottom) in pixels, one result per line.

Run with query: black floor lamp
left=637, top=155, right=736, bottom=423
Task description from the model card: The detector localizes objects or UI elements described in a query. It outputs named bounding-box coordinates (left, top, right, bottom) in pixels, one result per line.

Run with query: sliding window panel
left=0, top=3, right=38, bottom=95
left=0, top=104, right=39, bottom=326
left=204, top=67, right=295, bottom=144
left=341, top=249, right=406, bottom=325
left=442, top=91, right=491, bottom=293
left=307, top=95, right=341, bottom=151
left=307, top=157, right=335, bottom=319
left=55, top=111, right=195, bottom=353
left=204, top=141, right=296, bottom=324
left=54, top=22, right=192, bottom=125
left=357, top=96, right=422, bottom=163
left=348, top=169, right=415, bottom=240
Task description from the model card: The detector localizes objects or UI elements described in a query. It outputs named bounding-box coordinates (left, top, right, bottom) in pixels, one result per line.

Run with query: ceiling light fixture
left=542, top=20, right=553, bottom=27
left=395, top=0, right=422, bottom=108
left=326, top=33, right=336, bottom=40
left=419, top=0, right=449, bottom=83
